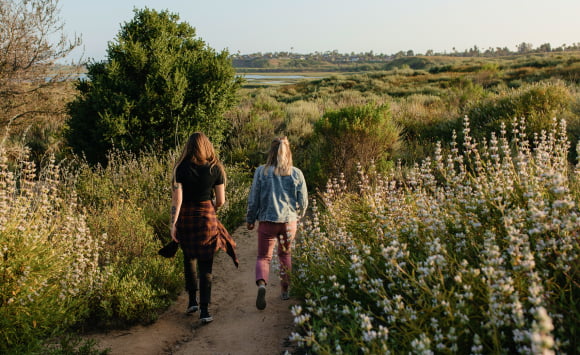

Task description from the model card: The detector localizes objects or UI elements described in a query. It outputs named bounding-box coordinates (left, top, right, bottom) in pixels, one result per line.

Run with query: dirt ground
left=86, top=226, right=299, bottom=355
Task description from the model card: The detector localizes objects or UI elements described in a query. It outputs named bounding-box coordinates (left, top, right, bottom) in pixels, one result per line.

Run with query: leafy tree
left=538, top=43, right=552, bottom=52
left=517, top=42, right=533, bottom=53
left=66, top=8, right=241, bottom=163
left=0, top=0, right=81, bottom=158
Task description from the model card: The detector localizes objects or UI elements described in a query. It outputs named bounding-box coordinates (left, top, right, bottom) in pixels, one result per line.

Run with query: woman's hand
left=170, top=224, right=179, bottom=243
left=171, top=181, right=182, bottom=243
left=247, top=222, right=255, bottom=230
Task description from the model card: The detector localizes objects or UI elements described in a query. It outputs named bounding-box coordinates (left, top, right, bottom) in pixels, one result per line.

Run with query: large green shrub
left=66, top=8, right=241, bottom=164
left=306, top=103, right=401, bottom=187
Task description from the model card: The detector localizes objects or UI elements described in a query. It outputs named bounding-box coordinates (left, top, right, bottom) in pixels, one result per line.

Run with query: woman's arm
left=170, top=181, right=183, bottom=242
left=246, top=166, right=262, bottom=229
left=296, top=168, right=308, bottom=218
left=213, top=183, right=225, bottom=210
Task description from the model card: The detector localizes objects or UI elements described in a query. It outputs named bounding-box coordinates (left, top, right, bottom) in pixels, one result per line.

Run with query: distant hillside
left=233, top=51, right=580, bottom=74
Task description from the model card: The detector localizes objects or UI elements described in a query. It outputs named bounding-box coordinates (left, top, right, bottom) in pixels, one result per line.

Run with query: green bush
left=467, top=81, right=573, bottom=139
left=306, top=103, right=401, bottom=187
left=73, top=149, right=183, bottom=327
left=66, top=8, right=241, bottom=164
left=89, top=256, right=180, bottom=328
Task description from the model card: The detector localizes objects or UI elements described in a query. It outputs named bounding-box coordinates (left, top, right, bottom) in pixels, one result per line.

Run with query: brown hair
left=173, top=132, right=226, bottom=183
left=264, top=137, right=292, bottom=176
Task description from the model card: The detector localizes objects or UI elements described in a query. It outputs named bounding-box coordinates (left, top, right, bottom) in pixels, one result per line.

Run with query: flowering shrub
left=292, top=117, right=579, bottom=354
left=72, top=149, right=182, bottom=328
left=0, top=145, right=106, bottom=352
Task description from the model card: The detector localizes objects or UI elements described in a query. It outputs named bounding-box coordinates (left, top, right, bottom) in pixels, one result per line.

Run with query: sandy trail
left=87, top=225, right=298, bottom=355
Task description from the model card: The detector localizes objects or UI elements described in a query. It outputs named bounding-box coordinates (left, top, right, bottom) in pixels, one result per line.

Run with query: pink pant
left=255, top=221, right=297, bottom=290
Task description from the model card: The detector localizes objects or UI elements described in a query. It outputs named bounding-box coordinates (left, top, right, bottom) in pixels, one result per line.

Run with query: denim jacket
left=246, top=165, right=308, bottom=224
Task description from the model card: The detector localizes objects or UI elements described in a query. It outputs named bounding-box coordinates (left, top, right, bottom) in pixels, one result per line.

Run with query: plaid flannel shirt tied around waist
left=176, top=200, right=238, bottom=267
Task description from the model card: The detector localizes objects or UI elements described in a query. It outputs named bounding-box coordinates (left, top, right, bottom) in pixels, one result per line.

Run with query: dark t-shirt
left=175, top=161, right=224, bottom=203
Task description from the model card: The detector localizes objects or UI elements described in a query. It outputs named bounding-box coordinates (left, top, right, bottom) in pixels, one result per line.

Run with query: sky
left=58, top=0, right=580, bottom=62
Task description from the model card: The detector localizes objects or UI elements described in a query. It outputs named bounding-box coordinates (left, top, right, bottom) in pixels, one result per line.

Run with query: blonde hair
left=265, top=137, right=292, bottom=176
left=173, top=132, right=226, bottom=184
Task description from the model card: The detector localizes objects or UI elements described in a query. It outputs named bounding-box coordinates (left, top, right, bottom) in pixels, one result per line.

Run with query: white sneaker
left=200, top=310, right=213, bottom=324
left=200, top=315, right=213, bottom=324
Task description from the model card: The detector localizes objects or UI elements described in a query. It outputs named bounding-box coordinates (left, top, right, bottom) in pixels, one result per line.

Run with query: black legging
left=183, top=256, right=213, bottom=304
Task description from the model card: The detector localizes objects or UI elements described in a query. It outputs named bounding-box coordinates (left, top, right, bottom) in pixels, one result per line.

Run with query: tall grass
left=291, top=117, right=579, bottom=354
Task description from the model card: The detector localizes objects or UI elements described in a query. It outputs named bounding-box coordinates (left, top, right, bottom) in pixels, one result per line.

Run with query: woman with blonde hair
left=246, top=137, right=308, bottom=310
left=171, top=132, right=238, bottom=324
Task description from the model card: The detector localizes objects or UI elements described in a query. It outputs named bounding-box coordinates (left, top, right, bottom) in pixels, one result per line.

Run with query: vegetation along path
left=86, top=225, right=298, bottom=355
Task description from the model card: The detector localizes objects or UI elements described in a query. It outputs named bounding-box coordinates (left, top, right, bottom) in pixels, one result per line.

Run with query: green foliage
left=66, top=8, right=241, bottom=163
left=467, top=82, right=573, bottom=139
left=73, top=149, right=182, bottom=327
left=307, top=103, right=401, bottom=186
left=89, top=257, right=180, bottom=328
left=217, top=164, right=252, bottom=231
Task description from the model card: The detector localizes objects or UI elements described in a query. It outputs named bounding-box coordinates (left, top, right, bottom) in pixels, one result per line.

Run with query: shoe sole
left=256, top=287, right=266, bottom=310
left=200, top=316, right=213, bottom=324
left=186, top=306, right=199, bottom=314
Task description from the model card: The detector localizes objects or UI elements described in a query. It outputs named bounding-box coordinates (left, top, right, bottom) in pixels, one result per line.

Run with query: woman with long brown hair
left=246, top=137, right=308, bottom=310
left=171, top=132, right=238, bottom=324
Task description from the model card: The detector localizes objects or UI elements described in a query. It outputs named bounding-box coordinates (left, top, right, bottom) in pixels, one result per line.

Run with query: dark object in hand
left=158, top=240, right=179, bottom=258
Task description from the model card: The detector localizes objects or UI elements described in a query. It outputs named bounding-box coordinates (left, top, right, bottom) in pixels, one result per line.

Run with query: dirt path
left=86, top=226, right=299, bottom=355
